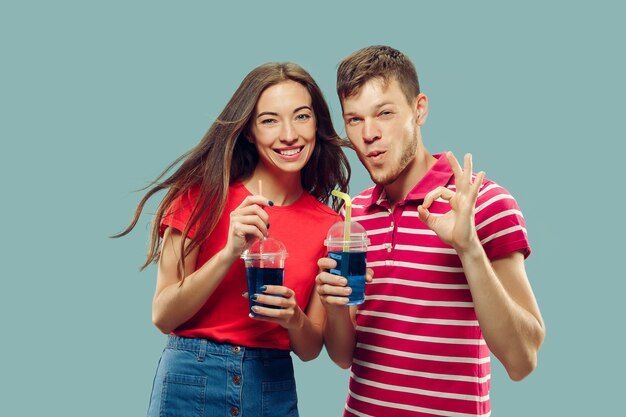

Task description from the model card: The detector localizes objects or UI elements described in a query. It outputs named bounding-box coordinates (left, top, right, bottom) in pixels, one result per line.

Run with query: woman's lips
left=274, top=146, right=304, bottom=160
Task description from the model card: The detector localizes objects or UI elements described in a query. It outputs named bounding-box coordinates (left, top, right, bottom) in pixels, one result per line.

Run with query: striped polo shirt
left=344, top=154, right=530, bottom=417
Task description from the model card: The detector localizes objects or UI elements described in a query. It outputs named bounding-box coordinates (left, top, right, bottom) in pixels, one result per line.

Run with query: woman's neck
left=243, top=167, right=303, bottom=206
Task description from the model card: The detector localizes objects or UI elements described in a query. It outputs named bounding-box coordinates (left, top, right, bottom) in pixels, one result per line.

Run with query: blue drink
left=246, top=267, right=284, bottom=315
left=328, top=251, right=366, bottom=305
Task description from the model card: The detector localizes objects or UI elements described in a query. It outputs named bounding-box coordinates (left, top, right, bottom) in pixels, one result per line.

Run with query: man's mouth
left=367, top=150, right=385, bottom=158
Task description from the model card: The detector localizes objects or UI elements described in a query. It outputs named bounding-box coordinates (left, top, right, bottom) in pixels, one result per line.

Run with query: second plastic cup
left=241, top=236, right=288, bottom=316
left=324, top=221, right=370, bottom=305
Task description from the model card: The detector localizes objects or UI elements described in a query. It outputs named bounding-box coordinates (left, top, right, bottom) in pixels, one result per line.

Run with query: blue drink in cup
left=324, top=221, right=370, bottom=305
left=245, top=267, right=283, bottom=311
left=241, top=236, right=288, bottom=316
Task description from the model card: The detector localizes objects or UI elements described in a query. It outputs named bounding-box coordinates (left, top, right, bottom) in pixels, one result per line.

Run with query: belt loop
left=197, top=338, right=207, bottom=362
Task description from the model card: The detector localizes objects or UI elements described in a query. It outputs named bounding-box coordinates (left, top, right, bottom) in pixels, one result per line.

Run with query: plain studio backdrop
left=1, top=1, right=624, bottom=415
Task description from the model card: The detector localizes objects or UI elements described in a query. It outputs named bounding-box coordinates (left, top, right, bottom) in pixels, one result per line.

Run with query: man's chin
left=370, top=171, right=397, bottom=186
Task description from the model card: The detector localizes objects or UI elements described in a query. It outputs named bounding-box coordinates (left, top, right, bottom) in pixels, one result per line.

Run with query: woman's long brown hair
left=113, top=63, right=351, bottom=276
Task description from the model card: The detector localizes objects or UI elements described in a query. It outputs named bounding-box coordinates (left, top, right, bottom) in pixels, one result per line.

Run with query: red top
left=160, top=182, right=340, bottom=350
left=344, top=154, right=531, bottom=417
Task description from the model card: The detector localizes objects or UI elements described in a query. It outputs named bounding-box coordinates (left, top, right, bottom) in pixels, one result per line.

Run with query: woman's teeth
left=278, top=147, right=302, bottom=156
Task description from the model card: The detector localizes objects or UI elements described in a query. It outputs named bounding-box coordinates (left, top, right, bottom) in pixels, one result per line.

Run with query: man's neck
left=384, top=150, right=437, bottom=209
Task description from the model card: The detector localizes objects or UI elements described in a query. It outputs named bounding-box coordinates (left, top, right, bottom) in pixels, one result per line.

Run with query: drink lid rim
left=240, top=252, right=289, bottom=260
left=324, top=238, right=370, bottom=246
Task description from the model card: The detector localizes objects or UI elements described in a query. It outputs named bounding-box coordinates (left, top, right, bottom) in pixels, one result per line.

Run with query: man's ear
left=415, top=93, right=429, bottom=127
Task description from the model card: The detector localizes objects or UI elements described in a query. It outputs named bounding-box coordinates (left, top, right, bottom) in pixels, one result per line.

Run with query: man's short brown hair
left=337, top=45, right=420, bottom=106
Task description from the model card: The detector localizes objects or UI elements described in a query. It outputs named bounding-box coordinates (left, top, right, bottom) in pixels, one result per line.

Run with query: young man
left=316, top=46, right=545, bottom=416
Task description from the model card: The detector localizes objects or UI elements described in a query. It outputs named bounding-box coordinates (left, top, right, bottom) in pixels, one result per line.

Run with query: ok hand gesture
left=417, top=152, right=485, bottom=253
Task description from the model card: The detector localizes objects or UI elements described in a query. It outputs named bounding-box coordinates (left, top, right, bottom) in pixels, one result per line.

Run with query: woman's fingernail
left=260, top=286, right=267, bottom=292
left=268, top=200, right=274, bottom=206
left=267, top=223, right=270, bottom=230
left=251, top=294, right=258, bottom=300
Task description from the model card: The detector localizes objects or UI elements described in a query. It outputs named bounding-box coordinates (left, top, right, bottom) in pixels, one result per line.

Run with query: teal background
left=1, top=1, right=624, bottom=415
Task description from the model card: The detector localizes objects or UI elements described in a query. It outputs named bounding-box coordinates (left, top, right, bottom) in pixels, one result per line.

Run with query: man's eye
left=348, top=117, right=361, bottom=125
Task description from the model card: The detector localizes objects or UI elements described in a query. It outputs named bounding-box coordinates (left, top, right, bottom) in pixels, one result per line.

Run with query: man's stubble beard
left=363, top=126, right=419, bottom=186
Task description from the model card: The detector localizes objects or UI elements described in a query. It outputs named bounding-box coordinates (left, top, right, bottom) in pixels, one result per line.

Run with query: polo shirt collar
left=364, top=153, right=453, bottom=209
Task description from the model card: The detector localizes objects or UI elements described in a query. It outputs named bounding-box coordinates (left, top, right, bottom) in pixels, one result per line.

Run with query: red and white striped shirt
left=344, top=154, right=530, bottom=417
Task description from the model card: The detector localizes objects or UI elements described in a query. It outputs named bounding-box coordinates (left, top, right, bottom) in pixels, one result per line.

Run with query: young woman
left=115, top=62, right=350, bottom=417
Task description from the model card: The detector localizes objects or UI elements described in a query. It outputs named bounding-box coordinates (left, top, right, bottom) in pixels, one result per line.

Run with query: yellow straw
left=331, top=190, right=352, bottom=251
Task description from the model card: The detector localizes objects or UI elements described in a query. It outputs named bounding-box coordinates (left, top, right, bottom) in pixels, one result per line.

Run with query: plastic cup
left=324, top=221, right=370, bottom=305
left=241, top=236, right=288, bottom=316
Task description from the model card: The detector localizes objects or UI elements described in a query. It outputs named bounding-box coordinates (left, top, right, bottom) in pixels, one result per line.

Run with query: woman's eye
left=295, top=113, right=311, bottom=121
left=260, top=118, right=277, bottom=125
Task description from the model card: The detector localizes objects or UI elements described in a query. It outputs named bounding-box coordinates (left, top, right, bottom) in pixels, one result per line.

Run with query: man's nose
left=362, top=119, right=381, bottom=143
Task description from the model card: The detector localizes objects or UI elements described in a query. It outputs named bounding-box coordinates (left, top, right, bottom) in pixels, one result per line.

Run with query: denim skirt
left=147, top=335, right=298, bottom=417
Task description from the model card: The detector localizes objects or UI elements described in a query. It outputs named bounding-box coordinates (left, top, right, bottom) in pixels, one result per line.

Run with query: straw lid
left=324, top=220, right=370, bottom=247
left=241, top=236, right=288, bottom=260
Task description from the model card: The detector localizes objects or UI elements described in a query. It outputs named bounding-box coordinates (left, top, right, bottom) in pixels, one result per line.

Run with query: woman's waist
left=166, top=335, right=291, bottom=358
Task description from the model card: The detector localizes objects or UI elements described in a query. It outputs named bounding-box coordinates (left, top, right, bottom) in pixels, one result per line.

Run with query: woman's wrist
left=217, top=246, right=241, bottom=266
left=286, top=306, right=306, bottom=331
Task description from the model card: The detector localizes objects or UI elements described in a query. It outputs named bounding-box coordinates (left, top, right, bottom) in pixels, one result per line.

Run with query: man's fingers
left=423, top=186, right=454, bottom=208
left=446, top=151, right=463, bottom=179
left=316, top=264, right=365, bottom=306
left=316, top=271, right=347, bottom=287
left=319, top=295, right=351, bottom=306
left=316, top=271, right=352, bottom=299
left=472, top=171, right=485, bottom=194
left=417, top=205, right=432, bottom=226
left=463, top=153, right=473, bottom=184
left=447, top=151, right=478, bottom=187
left=318, top=257, right=337, bottom=270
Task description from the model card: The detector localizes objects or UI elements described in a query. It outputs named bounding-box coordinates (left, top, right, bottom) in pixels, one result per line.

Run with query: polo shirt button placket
left=386, top=215, right=394, bottom=263
left=383, top=211, right=394, bottom=258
